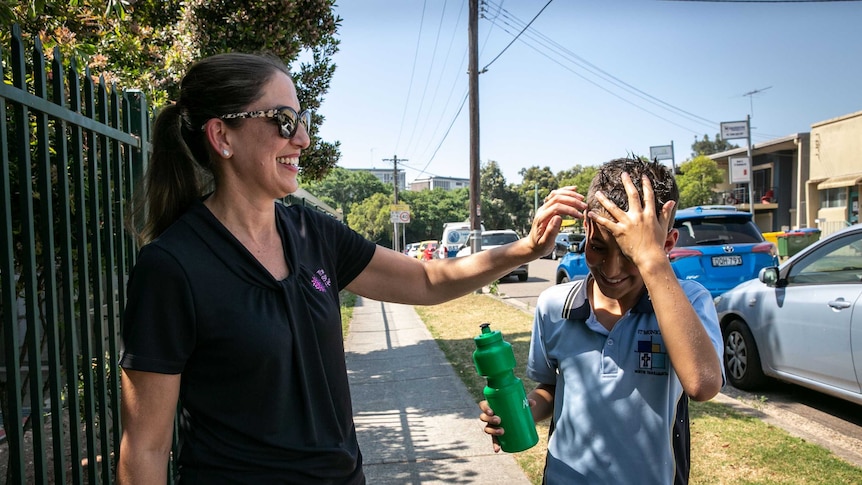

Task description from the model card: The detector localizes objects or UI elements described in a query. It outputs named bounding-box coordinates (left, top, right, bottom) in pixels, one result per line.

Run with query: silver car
left=714, top=223, right=862, bottom=405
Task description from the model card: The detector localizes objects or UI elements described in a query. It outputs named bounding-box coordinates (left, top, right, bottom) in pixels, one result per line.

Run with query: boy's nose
left=602, top=250, right=626, bottom=277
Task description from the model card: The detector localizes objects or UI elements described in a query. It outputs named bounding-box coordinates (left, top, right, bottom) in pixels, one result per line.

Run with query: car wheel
left=551, top=250, right=558, bottom=261
left=723, top=319, right=766, bottom=390
left=557, top=273, right=569, bottom=284
left=518, top=273, right=528, bottom=282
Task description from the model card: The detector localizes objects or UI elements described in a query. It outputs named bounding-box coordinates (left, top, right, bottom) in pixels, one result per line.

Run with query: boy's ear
left=664, top=228, right=680, bottom=254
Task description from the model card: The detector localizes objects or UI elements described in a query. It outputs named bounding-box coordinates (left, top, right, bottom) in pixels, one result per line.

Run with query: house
left=708, top=109, right=861, bottom=237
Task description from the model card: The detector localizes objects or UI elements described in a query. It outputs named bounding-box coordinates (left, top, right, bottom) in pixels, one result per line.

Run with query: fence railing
left=1, top=24, right=148, bottom=484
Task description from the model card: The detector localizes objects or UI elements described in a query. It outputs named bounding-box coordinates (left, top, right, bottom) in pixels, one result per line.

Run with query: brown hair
left=587, top=157, right=680, bottom=228
left=129, top=53, right=291, bottom=244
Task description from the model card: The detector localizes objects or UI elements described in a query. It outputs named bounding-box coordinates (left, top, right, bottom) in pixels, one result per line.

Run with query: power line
left=480, top=0, right=555, bottom=72
left=486, top=1, right=719, bottom=132
left=394, top=0, right=429, bottom=153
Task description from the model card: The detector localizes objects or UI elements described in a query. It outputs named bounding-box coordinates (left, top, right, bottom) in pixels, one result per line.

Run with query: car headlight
left=713, top=295, right=723, bottom=307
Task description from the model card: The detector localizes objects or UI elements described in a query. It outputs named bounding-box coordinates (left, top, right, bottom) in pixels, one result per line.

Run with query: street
left=494, top=256, right=862, bottom=466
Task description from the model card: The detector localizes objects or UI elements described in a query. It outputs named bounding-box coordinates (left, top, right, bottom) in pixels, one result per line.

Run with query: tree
left=691, top=134, right=738, bottom=157
left=676, top=155, right=725, bottom=208
left=347, top=193, right=392, bottom=245
left=301, top=167, right=390, bottom=221
left=400, top=188, right=470, bottom=243
left=517, top=165, right=558, bottom=203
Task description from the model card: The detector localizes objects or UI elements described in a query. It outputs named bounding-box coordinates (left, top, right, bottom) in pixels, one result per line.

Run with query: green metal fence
left=1, top=25, right=148, bottom=484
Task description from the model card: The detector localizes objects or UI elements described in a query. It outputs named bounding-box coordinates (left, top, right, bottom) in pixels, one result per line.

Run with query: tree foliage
left=4, top=0, right=343, bottom=180
left=301, top=167, right=390, bottom=220
left=691, top=133, right=738, bottom=157
left=400, top=188, right=470, bottom=244
left=676, top=155, right=725, bottom=208
left=346, top=192, right=392, bottom=244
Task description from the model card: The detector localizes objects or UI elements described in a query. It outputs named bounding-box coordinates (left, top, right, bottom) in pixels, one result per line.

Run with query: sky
left=313, top=0, right=862, bottom=185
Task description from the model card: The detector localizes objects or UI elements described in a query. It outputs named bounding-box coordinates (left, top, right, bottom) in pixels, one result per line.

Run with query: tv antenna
left=742, top=86, right=772, bottom=118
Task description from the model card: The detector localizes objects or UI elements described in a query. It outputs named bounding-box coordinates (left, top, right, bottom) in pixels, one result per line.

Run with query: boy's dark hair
left=587, top=157, right=680, bottom=227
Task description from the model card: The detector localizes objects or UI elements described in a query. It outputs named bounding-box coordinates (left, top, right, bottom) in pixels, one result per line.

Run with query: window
left=820, top=188, right=848, bottom=209
left=787, top=231, right=862, bottom=285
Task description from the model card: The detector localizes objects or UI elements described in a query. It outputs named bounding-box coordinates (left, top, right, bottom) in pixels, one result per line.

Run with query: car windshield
left=482, top=233, right=519, bottom=246
left=674, top=216, right=763, bottom=246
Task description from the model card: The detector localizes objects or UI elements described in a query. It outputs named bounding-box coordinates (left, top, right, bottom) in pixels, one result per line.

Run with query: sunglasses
left=215, top=106, right=312, bottom=139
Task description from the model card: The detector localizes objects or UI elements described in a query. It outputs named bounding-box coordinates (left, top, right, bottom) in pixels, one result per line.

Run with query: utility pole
left=383, top=154, right=406, bottom=253
left=746, top=115, right=755, bottom=221
left=468, top=0, right=481, bottom=257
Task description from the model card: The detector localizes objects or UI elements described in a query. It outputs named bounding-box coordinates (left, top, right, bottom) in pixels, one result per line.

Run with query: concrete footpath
left=345, top=297, right=531, bottom=484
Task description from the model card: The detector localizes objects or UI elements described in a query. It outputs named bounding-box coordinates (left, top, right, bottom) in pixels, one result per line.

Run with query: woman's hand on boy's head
left=541, top=186, right=587, bottom=221
left=528, top=186, right=588, bottom=255
left=587, top=173, right=675, bottom=265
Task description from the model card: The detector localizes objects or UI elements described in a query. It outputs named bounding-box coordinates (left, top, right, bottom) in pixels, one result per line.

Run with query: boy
left=480, top=158, right=724, bottom=484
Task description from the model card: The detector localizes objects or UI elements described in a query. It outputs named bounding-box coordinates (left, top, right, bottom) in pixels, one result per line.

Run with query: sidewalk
left=345, top=297, right=531, bottom=484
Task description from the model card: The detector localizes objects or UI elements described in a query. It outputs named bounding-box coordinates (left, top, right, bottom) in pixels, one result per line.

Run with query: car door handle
left=828, top=298, right=852, bottom=310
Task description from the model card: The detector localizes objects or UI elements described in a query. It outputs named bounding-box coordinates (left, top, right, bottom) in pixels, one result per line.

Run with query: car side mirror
left=759, top=267, right=779, bottom=286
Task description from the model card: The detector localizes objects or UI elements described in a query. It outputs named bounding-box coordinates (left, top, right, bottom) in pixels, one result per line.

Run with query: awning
left=817, top=173, right=862, bottom=190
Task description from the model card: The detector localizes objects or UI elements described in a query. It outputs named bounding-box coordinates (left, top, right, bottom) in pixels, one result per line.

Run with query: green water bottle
left=473, top=323, right=539, bottom=453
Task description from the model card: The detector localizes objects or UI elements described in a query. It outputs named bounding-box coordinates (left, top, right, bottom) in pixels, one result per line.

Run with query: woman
left=117, top=52, right=585, bottom=484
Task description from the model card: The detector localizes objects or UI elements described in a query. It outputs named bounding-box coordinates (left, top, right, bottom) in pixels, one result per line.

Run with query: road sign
left=649, top=145, right=673, bottom=161
left=390, top=210, right=410, bottom=223
left=721, top=120, right=749, bottom=140
left=729, top=156, right=751, bottom=184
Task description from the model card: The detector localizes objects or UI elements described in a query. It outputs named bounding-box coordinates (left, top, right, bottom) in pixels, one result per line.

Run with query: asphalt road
left=493, top=256, right=862, bottom=467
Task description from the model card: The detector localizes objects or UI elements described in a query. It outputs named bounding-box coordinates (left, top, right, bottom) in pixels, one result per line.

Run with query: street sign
left=390, top=203, right=410, bottom=223
left=649, top=145, right=673, bottom=161
left=390, top=210, right=410, bottom=223
left=721, top=120, right=749, bottom=140
left=729, top=156, right=751, bottom=184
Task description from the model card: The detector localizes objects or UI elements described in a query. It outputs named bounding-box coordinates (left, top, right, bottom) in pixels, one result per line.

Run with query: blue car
left=670, top=206, right=778, bottom=297
left=555, top=206, right=779, bottom=294
left=555, top=239, right=589, bottom=284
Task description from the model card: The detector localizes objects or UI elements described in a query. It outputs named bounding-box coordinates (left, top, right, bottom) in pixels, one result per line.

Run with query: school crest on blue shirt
left=635, top=329, right=668, bottom=376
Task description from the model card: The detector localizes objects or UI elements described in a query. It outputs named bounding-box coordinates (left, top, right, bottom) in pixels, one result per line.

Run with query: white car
left=404, top=242, right=421, bottom=258
left=455, top=229, right=529, bottom=282
left=714, top=223, right=862, bottom=405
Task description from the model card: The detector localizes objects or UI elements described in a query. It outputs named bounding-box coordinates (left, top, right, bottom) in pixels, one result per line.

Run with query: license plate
left=712, top=255, right=742, bottom=267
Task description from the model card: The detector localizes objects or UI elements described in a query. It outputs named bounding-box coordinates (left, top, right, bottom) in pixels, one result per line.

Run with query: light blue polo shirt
left=527, top=276, right=723, bottom=485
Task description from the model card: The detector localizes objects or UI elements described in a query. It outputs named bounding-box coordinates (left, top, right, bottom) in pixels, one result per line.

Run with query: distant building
left=410, top=176, right=469, bottom=191
left=708, top=109, right=861, bottom=236
left=348, top=167, right=406, bottom=191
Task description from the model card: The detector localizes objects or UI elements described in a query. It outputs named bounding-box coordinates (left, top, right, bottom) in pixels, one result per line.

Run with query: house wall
left=809, top=111, right=862, bottom=235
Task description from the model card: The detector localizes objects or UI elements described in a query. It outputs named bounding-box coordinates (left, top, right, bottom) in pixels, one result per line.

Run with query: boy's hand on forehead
left=587, top=172, right=675, bottom=265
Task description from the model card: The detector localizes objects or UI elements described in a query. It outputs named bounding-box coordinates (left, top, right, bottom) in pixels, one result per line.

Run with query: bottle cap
left=474, top=322, right=502, bottom=347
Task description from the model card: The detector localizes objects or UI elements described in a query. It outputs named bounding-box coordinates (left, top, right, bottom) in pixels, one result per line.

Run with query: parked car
left=669, top=206, right=778, bottom=298
left=555, top=239, right=589, bottom=284
left=713, top=223, right=862, bottom=405
left=404, top=242, right=421, bottom=258
left=455, top=229, right=529, bottom=281
left=416, top=240, right=438, bottom=260
left=545, top=232, right=585, bottom=260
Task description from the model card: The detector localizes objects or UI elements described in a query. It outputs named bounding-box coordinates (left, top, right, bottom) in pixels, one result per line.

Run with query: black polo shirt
left=120, top=199, right=376, bottom=484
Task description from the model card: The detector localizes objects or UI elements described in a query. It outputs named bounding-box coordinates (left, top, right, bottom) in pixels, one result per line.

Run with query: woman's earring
left=222, top=149, right=230, bottom=157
